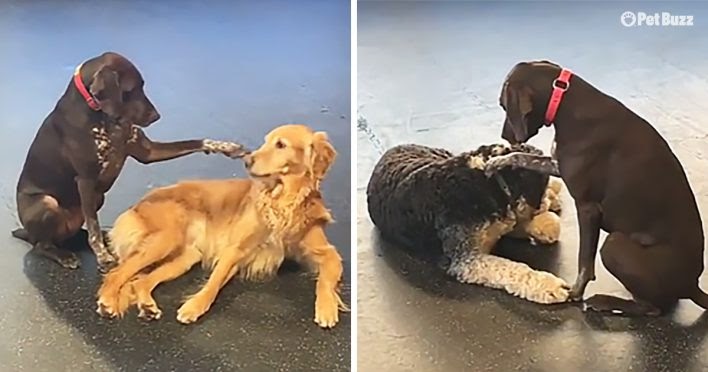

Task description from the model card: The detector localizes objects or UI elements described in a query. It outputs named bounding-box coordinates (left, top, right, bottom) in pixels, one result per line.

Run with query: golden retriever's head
left=244, top=124, right=336, bottom=187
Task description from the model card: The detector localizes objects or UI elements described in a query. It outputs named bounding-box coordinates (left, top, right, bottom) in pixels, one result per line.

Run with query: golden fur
left=96, top=124, right=347, bottom=328
left=505, top=177, right=564, bottom=245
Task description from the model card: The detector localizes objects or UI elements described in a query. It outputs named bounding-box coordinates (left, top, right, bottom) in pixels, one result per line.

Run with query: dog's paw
left=56, top=251, right=81, bottom=269
left=202, top=139, right=248, bottom=158
left=176, top=297, right=210, bottom=324
left=484, top=154, right=515, bottom=177
left=96, top=252, right=118, bottom=273
left=526, top=212, right=561, bottom=245
left=96, top=295, right=126, bottom=319
left=525, top=271, right=570, bottom=304
left=138, top=301, right=163, bottom=321
left=543, top=178, right=564, bottom=213
left=314, top=292, right=340, bottom=329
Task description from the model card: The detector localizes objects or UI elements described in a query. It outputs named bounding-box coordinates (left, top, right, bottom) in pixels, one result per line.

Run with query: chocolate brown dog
left=13, top=52, right=245, bottom=272
left=487, top=60, right=708, bottom=316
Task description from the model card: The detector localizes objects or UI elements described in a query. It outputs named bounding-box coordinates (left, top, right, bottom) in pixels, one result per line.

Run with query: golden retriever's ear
left=311, top=131, right=336, bottom=180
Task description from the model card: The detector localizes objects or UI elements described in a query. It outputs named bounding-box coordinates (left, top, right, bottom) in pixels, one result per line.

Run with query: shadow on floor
left=21, top=230, right=350, bottom=371
left=364, top=218, right=708, bottom=371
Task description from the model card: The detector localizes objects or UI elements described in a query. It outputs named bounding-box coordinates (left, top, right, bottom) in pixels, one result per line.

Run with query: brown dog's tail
left=690, top=287, right=708, bottom=309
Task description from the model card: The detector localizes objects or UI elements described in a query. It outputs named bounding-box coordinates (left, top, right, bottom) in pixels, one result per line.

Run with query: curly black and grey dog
left=367, top=142, right=569, bottom=304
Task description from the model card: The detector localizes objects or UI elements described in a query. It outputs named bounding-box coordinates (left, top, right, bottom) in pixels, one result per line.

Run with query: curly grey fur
left=367, top=143, right=569, bottom=304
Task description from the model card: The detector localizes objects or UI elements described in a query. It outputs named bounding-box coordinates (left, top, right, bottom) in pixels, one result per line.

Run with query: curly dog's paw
left=545, top=177, right=564, bottom=213
left=524, top=271, right=570, bottom=304
left=547, top=177, right=563, bottom=195
left=526, top=211, right=561, bottom=245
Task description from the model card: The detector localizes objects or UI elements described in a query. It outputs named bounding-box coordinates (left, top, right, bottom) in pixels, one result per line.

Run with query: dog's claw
left=96, top=301, right=117, bottom=319
left=97, top=256, right=118, bottom=274
left=314, top=294, right=340, bottom=329
left=138, top=304, right=162, bottom=321
left=56, top=252, right=81, bottom=269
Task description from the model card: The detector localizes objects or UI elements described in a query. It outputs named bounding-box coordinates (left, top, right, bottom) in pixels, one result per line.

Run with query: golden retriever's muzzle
left=243, top=153, right=275, bottom=178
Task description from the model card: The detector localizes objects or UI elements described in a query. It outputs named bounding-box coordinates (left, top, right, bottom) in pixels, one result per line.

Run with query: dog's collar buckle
left=544, top=68, right=573, bottom=126
left=73, top=63, right=101, bottom=111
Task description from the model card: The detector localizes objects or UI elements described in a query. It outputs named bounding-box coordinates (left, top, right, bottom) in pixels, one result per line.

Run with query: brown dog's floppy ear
left=89, top=66, right=122, bottom=115
left=503, top=83, right=533, bottom=143
left=311, top=131, right=337, bottom=180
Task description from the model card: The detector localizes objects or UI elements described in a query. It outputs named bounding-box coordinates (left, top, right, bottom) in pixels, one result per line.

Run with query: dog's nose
left=501, top=121, right=518, bottom=144
left=244, top=154, right=253, bottom=169
left=147, top=111, right=160, bottom=124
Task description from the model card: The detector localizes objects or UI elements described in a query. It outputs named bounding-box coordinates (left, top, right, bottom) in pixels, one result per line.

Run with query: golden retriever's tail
left=109, top=209, right=150, bottom=261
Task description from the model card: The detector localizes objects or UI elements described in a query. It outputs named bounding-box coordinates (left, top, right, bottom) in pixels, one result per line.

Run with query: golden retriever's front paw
left=176, top=298, right=210, bottom=324
left=314, top=293, right=339, bottom=329
left=96, top=293, right=125, bottom=319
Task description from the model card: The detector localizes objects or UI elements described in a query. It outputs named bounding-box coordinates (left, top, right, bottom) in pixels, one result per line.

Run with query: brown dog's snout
left=143, top=98, right=160, bottom=125
left=137, top=96, right=160, bottom=126
left=147, top=110, right=160, bottom=124
left=502, top=119, right=518, bottom=144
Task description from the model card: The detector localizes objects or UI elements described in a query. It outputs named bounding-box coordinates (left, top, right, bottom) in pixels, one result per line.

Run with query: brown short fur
left=96, top=124, right=347, bottom=328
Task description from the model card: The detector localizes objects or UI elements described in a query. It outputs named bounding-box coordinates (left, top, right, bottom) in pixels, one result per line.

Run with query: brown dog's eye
left=275, top=140, right=286, bottom=149
left=121, top=91, right=130, bottom=101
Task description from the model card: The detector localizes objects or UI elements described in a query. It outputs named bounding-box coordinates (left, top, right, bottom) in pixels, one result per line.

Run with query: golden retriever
left=95, top=124, right=347, bottom=328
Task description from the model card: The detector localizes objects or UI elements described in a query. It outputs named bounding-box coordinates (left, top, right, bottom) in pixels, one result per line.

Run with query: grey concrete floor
left=358, top=1, right=708, bottom=371
left=0, top=1, right=350, bottom=371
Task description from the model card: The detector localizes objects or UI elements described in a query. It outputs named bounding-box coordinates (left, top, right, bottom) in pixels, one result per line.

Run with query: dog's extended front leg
left=128, top=128, right=247, bottom=164
left=442, top=224, right=569, bottom=303
left=450, top=253, right=570, bottom=304
left=485, top=153, right=560, bottom=177
left=176, top=219, right=257, bottom=324
left=569, top=202, right=602, bottom=301
left=301, top=224, right=347, bottom=329
left=76, top=178, right=116, bottom=272
left=175, top=252, right=244, bottom=324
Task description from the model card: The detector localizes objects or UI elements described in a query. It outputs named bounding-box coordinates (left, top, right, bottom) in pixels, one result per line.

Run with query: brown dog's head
left=80, top=52, right=160, bottom=127
left=244, top=124, right=336, bottom=187
left=499, top=60, right=562, bottom=144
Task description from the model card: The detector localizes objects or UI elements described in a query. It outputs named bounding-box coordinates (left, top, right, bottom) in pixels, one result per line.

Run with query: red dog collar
left=544, top=68, right=573, bottom=126
left=73, top=64, right=101, bottom=111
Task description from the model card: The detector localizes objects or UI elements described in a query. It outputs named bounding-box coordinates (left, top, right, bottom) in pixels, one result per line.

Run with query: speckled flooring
left=357, top=2, right=708, bottom=371
left=0, top=1, right=350, bottom=371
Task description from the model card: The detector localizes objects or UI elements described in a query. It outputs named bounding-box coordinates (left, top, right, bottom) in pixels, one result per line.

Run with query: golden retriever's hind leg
left=300, top=225, right=346, bottom=329
left=96, top=230, right=180, bottom=318
left=113, top=274, right=142, bottom=314
left=133, top=248, right=202, bottom=321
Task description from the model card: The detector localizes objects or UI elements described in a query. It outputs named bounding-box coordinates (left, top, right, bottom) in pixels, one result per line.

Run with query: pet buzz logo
left=621, top=11, right=694, bottom=27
